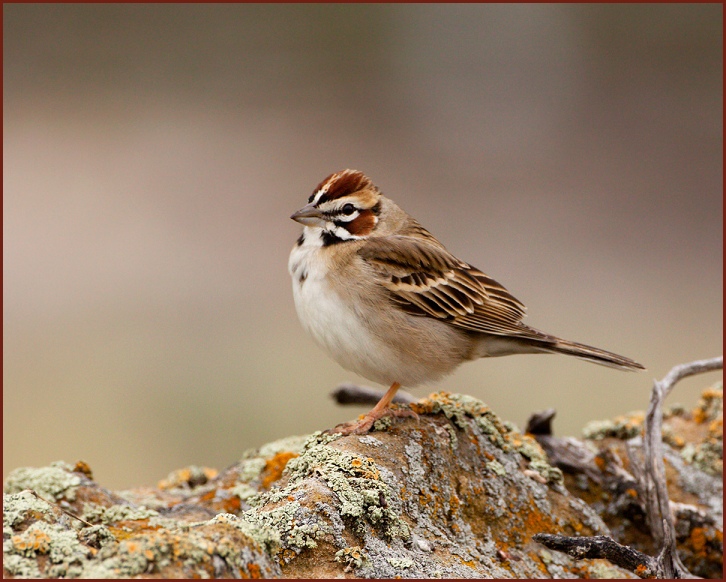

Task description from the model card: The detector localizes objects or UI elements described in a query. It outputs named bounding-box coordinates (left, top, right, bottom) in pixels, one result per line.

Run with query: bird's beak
left=291, top=203, right=326, bottom=227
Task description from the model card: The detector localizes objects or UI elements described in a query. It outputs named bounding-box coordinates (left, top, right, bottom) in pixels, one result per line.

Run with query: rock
left=531, top=383, right=723, bottom=579
left=4, top=388, right=720, bottom=578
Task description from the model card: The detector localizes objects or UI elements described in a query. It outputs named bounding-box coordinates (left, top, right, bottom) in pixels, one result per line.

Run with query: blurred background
left=4, top=4, right=722, bottom=490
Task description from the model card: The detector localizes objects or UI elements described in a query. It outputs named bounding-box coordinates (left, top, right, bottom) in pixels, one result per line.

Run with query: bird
left=288, top=169, right=645, bottom=435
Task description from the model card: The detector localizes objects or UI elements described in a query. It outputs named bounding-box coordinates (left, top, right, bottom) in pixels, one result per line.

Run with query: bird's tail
left=537, top=335, right=645, bottom=371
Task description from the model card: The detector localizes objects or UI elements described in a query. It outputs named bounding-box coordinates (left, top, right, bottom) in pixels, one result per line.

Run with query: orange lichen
left=690, top=527, right=707, bottom=555
left=449, top=493, right=461, bottom=515
left=522, top=509, right=552, bottom=535
left=693, top=408, right=708, bottom=424
left=72, top=460, right=94, bottom=479
left=708, top=418, right=722, bottom=437
left=247, top=562, right=262, bottom=578
left=125, top=541, right=139, bottom=553
left=12, top=529, right=51, bottom=553
left=260, top=451, right=298, bottom=489
left=594, top=455, right=607, bottom=471
left=635, top=563, right=650, bottom=577
left=158, top=466, right=219, bottom=490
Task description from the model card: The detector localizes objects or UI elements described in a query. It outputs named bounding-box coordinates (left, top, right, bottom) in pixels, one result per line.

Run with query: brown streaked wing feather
left=358, top=236, right=533, bottom=336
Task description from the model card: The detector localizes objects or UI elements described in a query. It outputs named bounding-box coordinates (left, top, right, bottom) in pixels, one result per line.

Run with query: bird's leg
left=332, top=382, right=416, bottom=435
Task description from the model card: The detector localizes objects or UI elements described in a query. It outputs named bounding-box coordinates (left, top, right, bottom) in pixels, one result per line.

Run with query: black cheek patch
left=321, top=231, right=345, bottom=246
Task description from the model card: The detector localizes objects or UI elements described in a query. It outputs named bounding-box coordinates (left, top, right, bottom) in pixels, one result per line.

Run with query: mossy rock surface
left=4, top=388, right=722, bottom=578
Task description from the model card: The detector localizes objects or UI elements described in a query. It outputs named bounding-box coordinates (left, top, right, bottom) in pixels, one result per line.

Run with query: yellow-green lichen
left=527, top=459, right=564, bottom=485
left=335, top=546, right=368, bottom=571
left=582, top=412, right=644, bottom=441
left=386, top=556, right=415, bottom=569
left=283, top=440, right=409, bottom=540
left=3, top=490, right=54, bottom=529
left=210, top=512, right=282, bottom=556
left=4, top=461, right=82, bottom=502
left=241, top=500, right=326, bottom=556
left=3, top=552, right=42, bottom=578
left=82, top=503, right=159, bottom=525
left=680, top=441, right=723, bottom=476
left=372, top=415, right=393, bottom=432
left=4, top=520, right=92, bottom=578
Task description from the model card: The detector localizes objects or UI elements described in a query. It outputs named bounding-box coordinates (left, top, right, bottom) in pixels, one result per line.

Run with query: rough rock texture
left=3, top=387, right=722, bottom=578
left=569, top=383, right=723, bottom=579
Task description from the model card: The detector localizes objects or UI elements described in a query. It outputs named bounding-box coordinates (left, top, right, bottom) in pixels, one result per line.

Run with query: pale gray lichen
left=3, top=490, right=55, bottom=529
left=486, top=460, right=506, bottom=477
left=4, top=520, right=92, bottom=577
left=82, top=503, right=159, bottom=525
left=335, top=545, right=368, bottom=571
left=4, top=462, right=82, bottom=502
left=208, top=512, right=282, bottom=555
left=358, top=435, right=383, bottom=447
left=3, top=552, right=42, bottom=578
left=234, top=433, right=310, bottom=486
left=681, top=441, right=723, bottom=476
left=257, top=434, right=310, bottom=459
left=293, top=445, right=407, bottom=538
left=237, top=457, right=268, bottom=483
left=231, top=482, right=259, bottom=502
left=425, top=392, right=489, bottom=430
left=78, top=524, right=117, bottom=548
left=372, top=415, right=393, bottom=432
left=582, top=412, right=644, bottom=441
left=386, top=556, right=415, bottom=569
left=527, top=459, right=564, bottom=486
left=241, top=499, right=325, bottom=555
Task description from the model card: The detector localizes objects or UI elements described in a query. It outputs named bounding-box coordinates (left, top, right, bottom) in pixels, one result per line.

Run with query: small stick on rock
left=331, top=383, right=416, bottom=406
left=532, top=533, right=658, bottom=579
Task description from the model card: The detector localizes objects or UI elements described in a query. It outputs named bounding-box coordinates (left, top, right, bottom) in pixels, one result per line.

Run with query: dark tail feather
left=514, top=325, right=645, bottom=371
left=545, top=337, right=645, bottom=371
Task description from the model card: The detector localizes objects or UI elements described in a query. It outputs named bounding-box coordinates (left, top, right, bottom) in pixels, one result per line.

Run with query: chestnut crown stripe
left=309, top=170, right=375, bottom=204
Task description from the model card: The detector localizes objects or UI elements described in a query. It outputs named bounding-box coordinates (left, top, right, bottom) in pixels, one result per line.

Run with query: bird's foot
left=330, top=406, right=418, bottom=436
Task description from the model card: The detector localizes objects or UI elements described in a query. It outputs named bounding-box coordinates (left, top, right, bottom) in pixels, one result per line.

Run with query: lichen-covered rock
left=12, top=390, right=701, bottom=579
left=238, top=392, right=629, bottom=578
left=539, top=383, right=723, bottom=579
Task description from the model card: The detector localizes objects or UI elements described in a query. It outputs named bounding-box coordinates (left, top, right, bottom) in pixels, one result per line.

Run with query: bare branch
left=642, top=356, right=722, bottom=578
left=532, top=533, right=658, bottom=578
left=533, top=357, right=721, bottom=579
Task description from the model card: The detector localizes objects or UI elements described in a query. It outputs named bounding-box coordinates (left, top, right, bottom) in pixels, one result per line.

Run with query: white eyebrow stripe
left=311, top=188, right=326, bottom=205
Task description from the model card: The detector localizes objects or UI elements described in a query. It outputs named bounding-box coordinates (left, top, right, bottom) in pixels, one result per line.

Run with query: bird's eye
left=341, top=203, right=356, bottom=215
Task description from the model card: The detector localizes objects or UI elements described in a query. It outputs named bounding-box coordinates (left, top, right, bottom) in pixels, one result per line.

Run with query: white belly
left=288, top=238, right=405, bottom=385
left=290, top=269, right=378, bottom=381
left=288, top=234, right=468, bottom=387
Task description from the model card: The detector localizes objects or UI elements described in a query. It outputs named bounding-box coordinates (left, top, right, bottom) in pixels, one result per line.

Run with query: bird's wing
left=358, top=235, right=533, bottom=336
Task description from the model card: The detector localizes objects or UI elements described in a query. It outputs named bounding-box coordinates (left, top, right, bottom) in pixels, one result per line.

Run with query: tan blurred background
left=4, top=4, right=723, bottom=490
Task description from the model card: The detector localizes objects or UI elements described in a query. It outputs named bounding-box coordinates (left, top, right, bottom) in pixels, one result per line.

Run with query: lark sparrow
left=289, top=170, right=644, bottom=435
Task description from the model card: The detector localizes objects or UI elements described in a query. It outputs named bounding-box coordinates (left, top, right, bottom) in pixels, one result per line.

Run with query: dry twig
left=641, top=356, right=722, bottom=578
left=534, top=356, right=722, bottom=578
left=532, top=533, right=657, bottom=578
